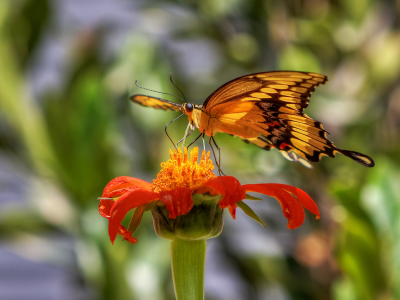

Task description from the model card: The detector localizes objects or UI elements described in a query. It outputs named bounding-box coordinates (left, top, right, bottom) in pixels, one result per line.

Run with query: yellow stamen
left=150, top=147, right=216, bottom=193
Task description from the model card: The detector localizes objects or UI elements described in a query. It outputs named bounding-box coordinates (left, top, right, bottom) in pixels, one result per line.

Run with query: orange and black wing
left=203, top=71, right=327, bottom=113
left=239, top=136, right=314, bottom=168
left=202, top=71, right=374, bottom=167
left=130, top=95, right=182, bottom=111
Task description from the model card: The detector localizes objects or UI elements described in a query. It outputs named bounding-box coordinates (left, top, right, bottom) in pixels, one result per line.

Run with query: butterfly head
left=184, top=103, right=194, bottom=113
left=182, top=103, right=201, bottom=129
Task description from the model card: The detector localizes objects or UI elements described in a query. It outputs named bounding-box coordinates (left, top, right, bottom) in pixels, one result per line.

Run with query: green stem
left=171, top=239, right=206, bottom=300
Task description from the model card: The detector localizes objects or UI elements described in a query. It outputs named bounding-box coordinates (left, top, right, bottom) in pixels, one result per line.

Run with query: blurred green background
left=0, top=0, right=399, bottom=299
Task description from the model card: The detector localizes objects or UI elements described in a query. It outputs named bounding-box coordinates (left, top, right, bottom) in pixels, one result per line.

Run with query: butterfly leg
left=165, top=113, right=185, bottom=149
left=187, top=132, right=203, bottom=150
left=180, top=123, right=193, bottom=150
left=176, top=126, right=195, bottom=148
left=209, top=136, right=226, bottom=176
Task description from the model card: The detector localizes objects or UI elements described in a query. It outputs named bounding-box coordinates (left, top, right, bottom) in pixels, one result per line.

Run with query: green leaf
left=237, top=201, right=266, bottom=228
left=244, top=193, right=262, bottom=201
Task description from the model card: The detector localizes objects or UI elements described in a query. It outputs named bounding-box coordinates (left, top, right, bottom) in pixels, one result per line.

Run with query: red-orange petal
left=99, top=199, right=139, bottom=244
left=243, top=183, right=320, bottom=229
left=109, top=189, right=160, bottom=244
left=202, top=176, right=246, bottom=219
left=102, top=176, right=151, bottom=198
left=159, top=187, right=194, bottom=219
left=118, top=225, right=138, bottom=244
left=99, top=199, right=114, bottom=218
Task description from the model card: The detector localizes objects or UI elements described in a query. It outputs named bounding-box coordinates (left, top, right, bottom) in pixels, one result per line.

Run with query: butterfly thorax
left=182, top=103, right=201, bottom=130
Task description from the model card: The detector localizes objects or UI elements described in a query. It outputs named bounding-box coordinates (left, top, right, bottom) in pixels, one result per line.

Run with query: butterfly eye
left=185, top=103, right=194, bottom=113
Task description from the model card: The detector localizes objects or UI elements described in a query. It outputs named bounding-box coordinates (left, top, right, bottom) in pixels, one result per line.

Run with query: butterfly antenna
left=135, top=80, right=185, bottom=103
left=169, top=73, right=187, bottom=103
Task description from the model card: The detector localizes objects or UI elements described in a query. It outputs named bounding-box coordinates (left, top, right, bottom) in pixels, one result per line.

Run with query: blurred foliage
left=0, top=0, right=399, bottom=299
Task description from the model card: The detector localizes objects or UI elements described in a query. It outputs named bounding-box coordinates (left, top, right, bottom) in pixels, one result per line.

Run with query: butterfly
left=130, top=71, right=375, bottom=171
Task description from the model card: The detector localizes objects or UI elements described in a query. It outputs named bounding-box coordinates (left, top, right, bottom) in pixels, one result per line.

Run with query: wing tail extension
left=338, top=149, right=375, bottom=167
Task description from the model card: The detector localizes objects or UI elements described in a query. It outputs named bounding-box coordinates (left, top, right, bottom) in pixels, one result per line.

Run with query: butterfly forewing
left=203, top=71, right=327, bottom=113
left=130, top=95, right=182, bottom=111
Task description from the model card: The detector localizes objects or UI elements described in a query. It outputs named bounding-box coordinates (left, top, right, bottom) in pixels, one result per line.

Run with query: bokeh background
left=1, top=0, right=399, bottom=299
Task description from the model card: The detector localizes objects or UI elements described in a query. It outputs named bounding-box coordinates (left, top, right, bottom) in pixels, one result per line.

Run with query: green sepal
left=144, top=200, right=158, bottom=211
left=244, top=193, right=262, bottom=201
left=128, top=201, right=159, bottom=234
left=128, top=205, right=146, bottom=234
left=237, top=201, right=266, bottom=228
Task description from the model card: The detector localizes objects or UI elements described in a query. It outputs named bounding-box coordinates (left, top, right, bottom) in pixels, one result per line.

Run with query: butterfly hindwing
left=223, top=104, right=335, bottom=164
left=228, top=104, right=374, bottom=167
left=239, top=136, right=313, bottom=168
left=130, top=95, right=182, bottom=111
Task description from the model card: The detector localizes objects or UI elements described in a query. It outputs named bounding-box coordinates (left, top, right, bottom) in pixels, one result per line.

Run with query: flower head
left=99, top=147, right=320, bottom=244
left=150, top=147, right=216, bottom=192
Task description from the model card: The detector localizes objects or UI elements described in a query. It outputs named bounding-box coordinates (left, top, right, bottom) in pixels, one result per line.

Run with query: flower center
left=150, top=147, right=216, bottom=193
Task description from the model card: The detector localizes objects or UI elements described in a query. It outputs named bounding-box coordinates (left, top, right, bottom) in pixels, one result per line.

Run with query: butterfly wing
left=203, top=71, right=327, bottom=113
left=130, top=95, right=182, bottom=111
left=239, top=136, right=313, bottom=168
left=201, top=71, right=374, bottom=167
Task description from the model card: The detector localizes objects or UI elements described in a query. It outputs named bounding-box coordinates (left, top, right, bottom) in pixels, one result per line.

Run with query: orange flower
left=99, top=147, right=320, bottom=244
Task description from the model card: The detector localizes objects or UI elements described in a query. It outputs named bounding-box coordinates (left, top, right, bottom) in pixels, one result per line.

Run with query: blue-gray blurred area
left=0, top=0, right=399, bottom=299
